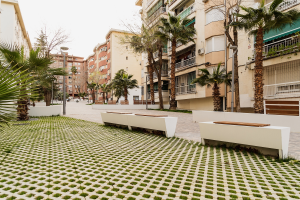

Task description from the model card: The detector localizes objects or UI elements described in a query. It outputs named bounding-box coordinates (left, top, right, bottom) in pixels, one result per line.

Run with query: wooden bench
left=199, top=121, right=290, bottom=159
left=264, top=100, right=300, bottom=116
left=101, top=112, right=177, bottom=138
left=120, top=100, right=129, bottom=105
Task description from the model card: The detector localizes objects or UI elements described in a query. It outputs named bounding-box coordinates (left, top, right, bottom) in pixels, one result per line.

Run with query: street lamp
left=230, top=46, right=238, bottom=112
left=144, top=72, right=149, bottom=110
left=60, top=47, right=69, bottom=115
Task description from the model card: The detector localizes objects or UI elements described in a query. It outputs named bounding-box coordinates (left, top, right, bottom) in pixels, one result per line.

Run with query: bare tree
left=204, top=0, right=242, bottom=112
left=34, top=25, right=70, bottom=58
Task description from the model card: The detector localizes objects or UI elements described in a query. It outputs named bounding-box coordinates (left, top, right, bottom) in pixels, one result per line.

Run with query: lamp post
left=60, top=47, right=69, bottom=115
left=144, top=72, right=149, bottom=110
left=230, top=46, right=238, bottom=112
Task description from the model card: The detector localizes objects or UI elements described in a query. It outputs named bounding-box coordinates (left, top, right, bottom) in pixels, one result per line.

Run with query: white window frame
left=205, top=6, right=225, bottom=25
left=205, top=35, right=225, bottom=54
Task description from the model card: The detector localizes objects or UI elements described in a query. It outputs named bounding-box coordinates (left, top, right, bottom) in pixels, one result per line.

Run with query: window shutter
left=214, top=35, right=225, bottom=52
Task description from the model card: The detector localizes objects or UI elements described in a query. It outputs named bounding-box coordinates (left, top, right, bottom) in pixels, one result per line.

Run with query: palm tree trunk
left=233, top=26, right=241, bottom=112
left=124, top=87, right=128, bottom=101
left=147, top=52, right=155, bottom=104
left=254, top=27, right=264, bottom=114
left=103, top=92, right=106, bottom=103
left=212, top=83, right=221, bottom=111
left=17, top=99, right=29, bottom=121
left=44, top=90, right=52, bottom=106
left=72, top=73, right=75, bottom=98
left=158, top=47, right=164, bottom=110
left=92, top=90, right=95, bottom=103
left=170, top=38, right=177, bottom=110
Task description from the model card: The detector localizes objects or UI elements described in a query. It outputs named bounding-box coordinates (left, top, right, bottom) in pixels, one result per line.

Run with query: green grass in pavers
left=0, top=117, right=299, bottom=199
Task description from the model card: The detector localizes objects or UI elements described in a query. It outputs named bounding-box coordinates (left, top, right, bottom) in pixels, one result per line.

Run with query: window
left=141, top=86, right=144, bottom=95
left=206, top=7, right=224, bottom=25
left=126, top=56, right=128, bottom=60
left=68, top=63, right=72, bottom=66
left=78, top=67, right=80, bottom=70
left=126, top=46, right=128, bottom=49
left=133, top=96, right=139, bottom=100
left=205, top=35, right=225, bottom=54
left=126, top=67, right=128, bottom=71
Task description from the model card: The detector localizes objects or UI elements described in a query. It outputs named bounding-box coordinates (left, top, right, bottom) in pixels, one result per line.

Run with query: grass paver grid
left=0, top=117, right=299, bottom=200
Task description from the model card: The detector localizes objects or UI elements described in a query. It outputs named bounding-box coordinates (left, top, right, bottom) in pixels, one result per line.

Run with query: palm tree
left=99, top=83, right=111, bottom=103
left=0, top=63, right=34, bottom=128
left=127, top=25, right=156, bottom=104
left=156, top=13, right=196, bottom=110
left=230, top=0, right=300, bottom=113
left=111, top=69, right=138, bottom=102
left=192, top=64, right=232, bottom=111
left=71, top=66, right=78, bottom=98
left=0, top=44, right=52, bottom=120
left=87, top=82, right=97, bottom=103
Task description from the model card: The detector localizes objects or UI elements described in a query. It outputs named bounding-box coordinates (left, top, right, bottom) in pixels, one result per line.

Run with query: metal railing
left=263, top=35, right=300, bottom=57
left=265, top=0, right=300, bottom=11
left=146, top=7, right=166, bottom=24
left=177, top=3, right=195, bottom=19
left=175, top=57, right=196, bottom=71
left=176, top=84, right=196, bottom=95
left=153, top=48, right=168, bottom=59
left=153, top=70, right=169, bottom=79
left=264, top=81, right=300, bottom=99
left=147, top=0, right=155, bottom=8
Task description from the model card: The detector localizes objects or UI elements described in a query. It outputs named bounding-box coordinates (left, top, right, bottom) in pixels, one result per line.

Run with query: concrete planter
left=193, top=110, right=300, bottom=133
left=93, top=104, right=169, bottom=110
left=29, top=106, right=62, bottom=117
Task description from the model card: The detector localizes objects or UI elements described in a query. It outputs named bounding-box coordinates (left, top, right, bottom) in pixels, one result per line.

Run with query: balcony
left=146, top=7, right=166, bottom=24
left=153, top=48, right=168, bottom=59
left=264, top=81, right=300, bottom=99
left=176, top=84, right=196, bottom=95
left=265, top=0, right=300, bottom=11
left=175, top=57, right=196, bottom=71
left=147, top=0, right=155, bottom=8
left=153, top=70, right=169, bottom=79
left=262, top=35, right=299, bottom=58
left=177, top=3, right=195, bottom=19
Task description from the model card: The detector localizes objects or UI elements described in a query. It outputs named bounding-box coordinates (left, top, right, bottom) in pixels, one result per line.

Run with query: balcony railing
left=263, top=35, right=300, bottom=58
left=265, top=0, right=300, bottom=11
left=264, top=81, right=300, bottom=99
left=153, top=70, right=169, bottom=79
left=147, top=0, right=155, bottom=8
left=175, top=57, right=196, bottom=71
left=176, top=84, right=196, bottom=95
left=153, top=48, right=168, bottom=59
left=177, top=3, right=195, bottom=19
left=146, top=7, right=166, bottom=24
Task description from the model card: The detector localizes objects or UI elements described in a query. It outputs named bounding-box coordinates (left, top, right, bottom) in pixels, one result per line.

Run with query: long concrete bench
left=199, top=121, right=290, bottom=159
left=101, top=112, right=178, bottom=138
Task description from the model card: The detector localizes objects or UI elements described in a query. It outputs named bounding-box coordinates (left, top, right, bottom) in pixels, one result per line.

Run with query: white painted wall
left=118, top=87, right=142, bottom=105
left=0, top=3, right=15, bottom=43
left=193, top=110, right=300, bottom=133
left=93, top=104, right=170, bottom=110
left=29, top=106, right=62, bottom=117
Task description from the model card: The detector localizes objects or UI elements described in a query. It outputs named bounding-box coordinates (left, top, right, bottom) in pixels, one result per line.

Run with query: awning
left=264, top=19, right=300, bottom=42
left=186, top=18, right=195, bottom=27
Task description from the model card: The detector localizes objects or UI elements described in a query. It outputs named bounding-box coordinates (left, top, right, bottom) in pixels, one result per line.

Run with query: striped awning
left=264, top=19, right=300, bottom=42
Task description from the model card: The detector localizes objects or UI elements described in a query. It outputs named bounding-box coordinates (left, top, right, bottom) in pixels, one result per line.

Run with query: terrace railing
left=176, top=84, right=196, bottom=95
left=175, top=57, right=196, bottom=71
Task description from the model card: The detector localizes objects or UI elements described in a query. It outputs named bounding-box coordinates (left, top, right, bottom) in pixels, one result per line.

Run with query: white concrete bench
left=101, top=112, right=178, bottom=138
left=199, top=121, right=290, bottom=159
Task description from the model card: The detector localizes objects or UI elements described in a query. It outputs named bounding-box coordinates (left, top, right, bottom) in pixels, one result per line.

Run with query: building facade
left=136, top=0, right=231, bottom=110
left=50, top=54, right=88, bottom=97
left=87, top=29, right=143, bottom=102
left=0, top=0, right=31, bottom=56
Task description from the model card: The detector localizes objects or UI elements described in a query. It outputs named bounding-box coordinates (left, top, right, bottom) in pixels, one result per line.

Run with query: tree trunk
left=170, top=38, right=177, bottom=110
left=212, top=83, right=221, bottom=111
left=17, top=99, right=29, bottom=121
left=147, top=52, right=155, bottom=104
left=233, top=26, right=241, bottom=112
left=103, top=93, right=106, bottom=103
left=254, top=27, right=264, bottom=114
left=44, top=90, right=52, bottom=106
left=157, top=47, right=164, bottom=110
left=92, top=91, right=95, bottom=103
left=124, top=87, right=128, bottom=101
left=72, top=73, right=75, bottom=98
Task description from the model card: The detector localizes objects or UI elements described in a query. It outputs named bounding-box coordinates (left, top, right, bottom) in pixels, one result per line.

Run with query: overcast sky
left=19, top=0, right=141, bottom=59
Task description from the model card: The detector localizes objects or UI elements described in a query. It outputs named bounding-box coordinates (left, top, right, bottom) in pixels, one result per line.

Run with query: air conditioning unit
left=100, top=68, right=103, bottom=71
left=202, top=0, right=208, bottom=2
left=198, top=48, right=205, bottom=55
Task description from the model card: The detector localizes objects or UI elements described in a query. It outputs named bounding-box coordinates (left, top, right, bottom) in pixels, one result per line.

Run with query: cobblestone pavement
left=62, top=101, right=300, bottom=159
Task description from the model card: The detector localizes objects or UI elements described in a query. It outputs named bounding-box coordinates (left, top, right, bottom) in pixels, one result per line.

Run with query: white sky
left=19, top=0, right=141, bottom=59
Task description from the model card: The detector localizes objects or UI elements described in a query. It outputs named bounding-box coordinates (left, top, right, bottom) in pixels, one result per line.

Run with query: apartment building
left=50, top=54, right=88, bottom=97
left=237, top=0, right=300, bottom=112
left=87, top=29, right=143, bottom=103
left=136, top=0, right=231, bottom=110
left=0, top=0, right=31, bottom=56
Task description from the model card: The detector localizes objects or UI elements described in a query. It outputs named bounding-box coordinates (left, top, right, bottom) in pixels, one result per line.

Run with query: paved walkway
left=50, top=101, right=300, bottom=159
